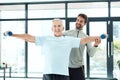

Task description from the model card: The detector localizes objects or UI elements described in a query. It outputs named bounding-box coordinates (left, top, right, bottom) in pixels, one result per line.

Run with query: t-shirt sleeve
left=71, top=37, right=80, bottom=48
left=35, top=36, right=46, bottom=46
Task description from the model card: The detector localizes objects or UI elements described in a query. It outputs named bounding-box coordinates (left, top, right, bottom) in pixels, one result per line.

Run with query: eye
left=58, top=25, right=61, bottom=27
left=54, top=25, right=56, bottom=27
left=80, top=21, right=84, bottom=23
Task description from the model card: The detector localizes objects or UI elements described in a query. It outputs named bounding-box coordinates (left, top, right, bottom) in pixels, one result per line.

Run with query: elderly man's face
left=52, top=20, right=64, bottom=37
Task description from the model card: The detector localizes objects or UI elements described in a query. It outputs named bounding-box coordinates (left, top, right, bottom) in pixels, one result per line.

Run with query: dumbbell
left=100, top=34, right=108, bottom=39
left=3, top=31, right=13, bottom=36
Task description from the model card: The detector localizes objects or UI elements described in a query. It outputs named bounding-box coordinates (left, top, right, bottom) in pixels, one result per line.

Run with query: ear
left=62, top=26, right=64, bottom=31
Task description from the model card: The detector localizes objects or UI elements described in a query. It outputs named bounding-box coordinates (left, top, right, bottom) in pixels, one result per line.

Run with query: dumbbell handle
left=3, top=31, right=13, bottom=36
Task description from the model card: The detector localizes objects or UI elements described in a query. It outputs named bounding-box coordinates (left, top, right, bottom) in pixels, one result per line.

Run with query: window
left=111, top=2, right=120, bottom=17
left=68, top=2, right=108, bottom=17
left=1, top=21, right=25, bottom=77
left=28, top=4, right=65, bottom=18
left=0, top=5, right=25, bottom=19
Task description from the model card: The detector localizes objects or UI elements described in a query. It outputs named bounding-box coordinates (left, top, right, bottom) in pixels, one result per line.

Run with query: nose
left=55, top=28, right=60, bottom=31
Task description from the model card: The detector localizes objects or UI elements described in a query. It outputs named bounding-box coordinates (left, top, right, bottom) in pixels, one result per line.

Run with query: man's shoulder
left=65, top=30, right=75, bottom=32
left=63, top=30, right=76, bottom=36
left=63, top=30, right=75, bottom=34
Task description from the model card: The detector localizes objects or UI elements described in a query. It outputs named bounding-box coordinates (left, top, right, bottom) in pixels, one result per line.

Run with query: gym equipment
left=100, top=34, right=108, bottom=39
left=3, top=31, right=13, bottom=36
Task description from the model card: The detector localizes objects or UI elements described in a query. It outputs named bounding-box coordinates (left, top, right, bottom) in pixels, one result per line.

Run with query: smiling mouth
left=76, top=23, right=81, bottom=26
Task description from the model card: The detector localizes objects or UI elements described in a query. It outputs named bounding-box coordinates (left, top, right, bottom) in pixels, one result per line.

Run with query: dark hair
left=78, top=13, right=88, bottom=23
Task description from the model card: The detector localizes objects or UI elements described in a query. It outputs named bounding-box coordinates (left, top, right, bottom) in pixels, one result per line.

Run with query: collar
left=75, top=28, right=82, bottom=32
left=53, top=35, right=64, bottom=38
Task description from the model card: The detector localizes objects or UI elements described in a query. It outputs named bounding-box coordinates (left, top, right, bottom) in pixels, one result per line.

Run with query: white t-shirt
left=35, top=36, right=80, bottom=75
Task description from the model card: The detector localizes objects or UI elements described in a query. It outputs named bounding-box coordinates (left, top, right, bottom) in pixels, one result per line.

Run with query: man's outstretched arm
left=4, top=31, right=35, bottom=43
left=80, top=36, right=101, bottom=44
left=12, top=34, right=35, bottom=43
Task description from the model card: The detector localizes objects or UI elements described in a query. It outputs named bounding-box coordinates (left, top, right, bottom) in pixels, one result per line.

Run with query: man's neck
left=76, top=28, right=82, bottom=31
left=54, top=35, right=62, bottom=37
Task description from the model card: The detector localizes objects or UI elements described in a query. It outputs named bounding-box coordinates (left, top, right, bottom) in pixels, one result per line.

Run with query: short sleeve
left=35, top=36, right=46, bottom=46
left=71, top=37, right=80, bottom=48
